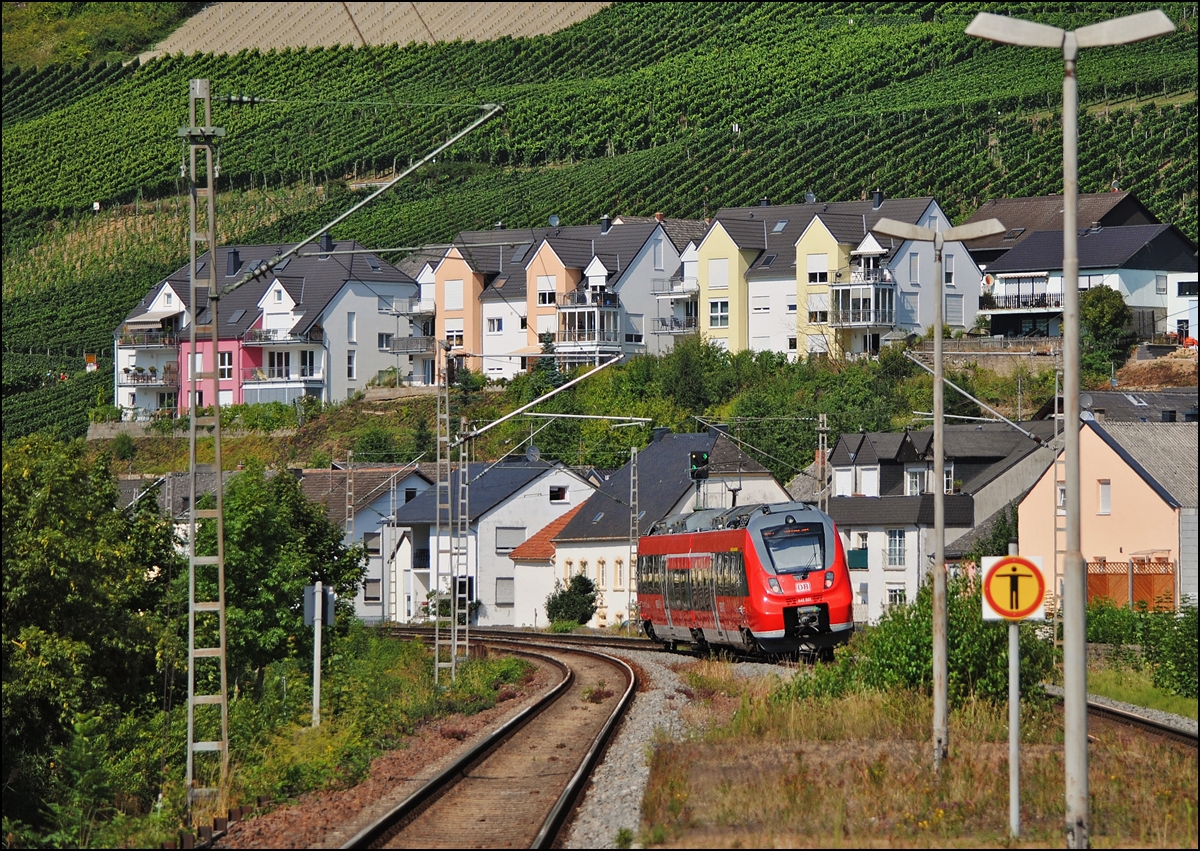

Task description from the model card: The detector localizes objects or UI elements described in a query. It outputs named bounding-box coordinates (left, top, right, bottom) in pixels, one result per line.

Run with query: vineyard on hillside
left=2, top=2, right=1197, bottom=440
left=1, top=60, right=137, bottom=127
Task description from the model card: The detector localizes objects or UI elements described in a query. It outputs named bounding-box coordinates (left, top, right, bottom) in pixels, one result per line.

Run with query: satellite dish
left=526, top=445, right=541, bottom=462
left=548, top=214, right=560, bottom=227
left=1080, top=393, right=1093, bottom=410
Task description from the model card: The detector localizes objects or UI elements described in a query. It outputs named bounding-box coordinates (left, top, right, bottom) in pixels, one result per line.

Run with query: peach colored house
left=525, top=239, right=584, bottom=350
left=434, top=244, right=488, bottom=375
left=1019, top=421, right=1197, bottom=610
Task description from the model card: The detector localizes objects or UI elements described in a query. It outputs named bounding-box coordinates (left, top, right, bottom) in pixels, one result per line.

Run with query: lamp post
left=965, top=11, right=1174, bottom=848
left=873, top=215, right=1006, bottom=775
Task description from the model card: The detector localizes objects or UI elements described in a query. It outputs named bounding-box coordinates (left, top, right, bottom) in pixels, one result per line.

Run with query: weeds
left=582, top=681, right=614, bottom=704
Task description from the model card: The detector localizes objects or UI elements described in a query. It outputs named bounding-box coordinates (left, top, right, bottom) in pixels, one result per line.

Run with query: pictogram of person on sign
left=1006, top=564, right=1026, bottom=610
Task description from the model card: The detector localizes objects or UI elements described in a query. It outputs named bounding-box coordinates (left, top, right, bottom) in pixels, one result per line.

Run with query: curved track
left=1085, top=699, right=1198, bottom=749
left=343, top=641, right=634, bottom=849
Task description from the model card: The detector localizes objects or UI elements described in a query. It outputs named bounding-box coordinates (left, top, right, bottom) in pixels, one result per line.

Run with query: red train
left=636, top=502, right=853, bottom=657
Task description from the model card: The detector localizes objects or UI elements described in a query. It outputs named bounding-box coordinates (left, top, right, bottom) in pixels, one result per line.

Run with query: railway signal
left=689, top=450, right=710, bottom=480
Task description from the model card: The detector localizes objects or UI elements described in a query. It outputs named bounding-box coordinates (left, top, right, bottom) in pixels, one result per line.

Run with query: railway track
left=1084, top=698, right=1198, bottom=749
left=342, top=640, right=635, bottom=849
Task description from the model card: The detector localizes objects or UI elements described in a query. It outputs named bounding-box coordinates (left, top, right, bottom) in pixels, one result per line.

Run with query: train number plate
left=794, top=581, right=811, bottom=593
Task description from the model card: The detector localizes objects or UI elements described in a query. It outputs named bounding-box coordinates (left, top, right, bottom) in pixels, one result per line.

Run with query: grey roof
left=118, top=470, right=257, bottom=517
left=985, top=225, right=1197, bottom=274
left=553, top=430, right=775, bottom=542
left=961, top=191, right=1159, bottom=254
left=711, top=196, right=934, bottom=279
left=945, top=496, right=1025, bottom=559
left=1090, top=421, right=1197, bottom=508
left=1033, top=388, right=1198, bottom=422
left=827, top=493, right=975, bottom=527
left=119, top=240, right=416, bottom=338
left=390, top=459, right=565, bottom=525
left=608, top=215, right=709, bottom=252
left=297, top=465, right=433, bottom=526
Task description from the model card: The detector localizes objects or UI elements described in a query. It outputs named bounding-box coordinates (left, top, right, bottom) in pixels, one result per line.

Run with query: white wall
left=323, top=280, right=417, bottom=400
left=480, top=298, right=529, bottom=381
left=748, top=276, right=799, bottom=358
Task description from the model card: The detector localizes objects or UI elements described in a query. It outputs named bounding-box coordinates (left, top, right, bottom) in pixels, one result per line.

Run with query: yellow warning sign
left=982, top=555, right=1045, bottom=621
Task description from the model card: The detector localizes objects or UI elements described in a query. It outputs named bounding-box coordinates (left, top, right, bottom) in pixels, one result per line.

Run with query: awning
left=124, top=310, right=182, bottom=330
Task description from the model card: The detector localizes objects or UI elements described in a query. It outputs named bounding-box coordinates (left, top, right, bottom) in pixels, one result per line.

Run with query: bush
left=110, top=431, right=136, bottom=461
left=545, top=575, right=598, bottom=625
left=550, top=620, right=578, bottom=634
left=1085, top=597, right=1198, bottom=698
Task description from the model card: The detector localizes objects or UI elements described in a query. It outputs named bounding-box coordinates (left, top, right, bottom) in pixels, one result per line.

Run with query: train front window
left=761, top=524, right=825, bottom=575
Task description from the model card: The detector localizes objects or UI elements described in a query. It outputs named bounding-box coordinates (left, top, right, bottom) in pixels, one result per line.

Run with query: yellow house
left=695, top=218, right=764, bottom=352
left=794, top=214, right=856, bottom=357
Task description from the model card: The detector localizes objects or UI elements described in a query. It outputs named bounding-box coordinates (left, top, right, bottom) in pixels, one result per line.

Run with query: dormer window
left=274, top=289, right=283, bottom=303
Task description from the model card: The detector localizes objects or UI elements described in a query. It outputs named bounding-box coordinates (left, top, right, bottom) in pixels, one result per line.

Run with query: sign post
left=982, top=549, right=1045, bottom=839
left=304, top=583, right=335, bottom=727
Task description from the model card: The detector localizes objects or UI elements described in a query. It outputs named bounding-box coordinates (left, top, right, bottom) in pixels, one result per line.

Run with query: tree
left=353, top=425, right=397, bottom=463
left=3, top=436, right=177, bottom=824
left=1080, top=286, right=1134, bottom=379
left=545, top=574, right=598, bottom=625
left=410, top=415, right=435, bottom=458
left=191, top=459, right=366, bottom=694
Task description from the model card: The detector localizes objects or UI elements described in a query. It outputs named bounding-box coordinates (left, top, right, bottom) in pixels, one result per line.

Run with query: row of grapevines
left=1, top=60, right=136, bottom=127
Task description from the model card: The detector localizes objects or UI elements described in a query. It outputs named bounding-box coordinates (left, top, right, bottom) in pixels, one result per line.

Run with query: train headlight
left=824, top=570, right=835, bottom=589
left=767, top=577, right=782, bottom=594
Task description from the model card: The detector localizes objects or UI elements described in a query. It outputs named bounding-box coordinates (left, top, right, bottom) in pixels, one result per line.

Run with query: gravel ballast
left=1043, top=683, right=1198, bottom=736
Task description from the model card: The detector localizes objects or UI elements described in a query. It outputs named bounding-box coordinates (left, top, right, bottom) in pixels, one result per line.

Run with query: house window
left=165, top=291, right=173, bottom=306
left=218, top=351, right=232, bottom=380
left=1156, top=275, right=1167, bottom=295
left=578, top=559, right=587, bottom=577
left=300, top=350, right=316, bottom=377
left=806, top=254, right=828, bottom=284
left=807, top=293, right=829, bottom=324
left=268, top=350, right=290, bottom=379
left=887, top=585, right=907, bottom=607
left=708, top=258, right=729, bottom=290
left=347, top=350, right=356, bottom=380
left=906, top=469, right=925, bottom=496
left=944, top=464, right=955, bottom=494
left=378, top=332, right=393, bottom=350
left=445, top=279, right=464, bottom=311
left=615, top=559, right=624, bottom=589
left=346, top=312, right=356, bottom=343
left=190, top=352, right=203, bottom=377
left=445, top=319, right=464, bottom=348
left=909, top=253, right=920, bottom=286
left=752, top=295, right=770, bottom=313
left=887, top=529, right=906, bottom=567
left=404, top=487, right=417, bottom=503
left=1098, top=480, right=1111, bottom=515
left=787, top=301, right=797, bottom=313
left=944, top=254, right=955, bottom=286
left=537, top=276, right=556, bottom=305
left=945, top=294, right=964, bottom=326
left=495, top=526, right=526, bottom=554
left=363, top=579, right=382, bottom=602
left=899, top=292, right=919, bottom=326
left=274, top=288, right=283, bottom=303
left=487, top=317, right=503, bottom=334
left=709, top=300, right=729, bottom=328
left=495, top=577, right=515, bottom=607
left=597, top=559, right=606, bottom=589
left=1178, top=281, right=1198, bottom=297
left=520, top=316, right=528, bottom=330
left=626, top=314, right=644, bottom=344
left=788, top=337, right=797, bottom=351
left=772, top=220, right=789, bottom=233
left=653, top=238, right=664, bottom=271
left=833, top=468, right=852, bottom=497
left=563, top=560, right=572, bottom=580
left=857, top=532, right=869, bottom=551
left=1056, top=484, right=1067, bottom=514
left=549, top=486, right=568, bottom=503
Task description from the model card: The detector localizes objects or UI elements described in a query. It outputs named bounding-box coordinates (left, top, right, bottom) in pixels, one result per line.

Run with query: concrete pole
left=312, top=580, right=323, bottom=727
left=1008, top=539, right=1021, bottom=838
left=1060, top=32, right=1089, bottom=849
left=932, top=231, right=948, bottom=773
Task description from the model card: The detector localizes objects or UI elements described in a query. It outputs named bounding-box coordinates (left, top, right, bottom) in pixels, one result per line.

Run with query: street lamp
left=965, top=10, right=1174, bottom=849
left=873, top=216, right=1005, bottom=777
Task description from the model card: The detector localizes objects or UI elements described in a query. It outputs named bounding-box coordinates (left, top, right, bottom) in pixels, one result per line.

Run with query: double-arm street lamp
left=872, top=216, right=1005, bottom=777
left=965, top=10, right=1175, bottom=848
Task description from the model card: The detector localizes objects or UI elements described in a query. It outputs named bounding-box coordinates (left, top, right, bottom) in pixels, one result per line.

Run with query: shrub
left=545, top=574, right=598, bottom=625
left=110, top=431, right=136, bottom=461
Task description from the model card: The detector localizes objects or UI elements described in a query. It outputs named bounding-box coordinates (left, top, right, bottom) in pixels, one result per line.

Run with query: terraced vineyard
left=2, top=1, right=1197, bottom=439
left=1, top=60, right=137, bottom=127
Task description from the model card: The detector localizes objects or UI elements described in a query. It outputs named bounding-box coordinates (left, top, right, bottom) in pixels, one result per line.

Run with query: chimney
left=318, top=233, right=334, bottom=252
left=759, top=196, right=770, bottom=207
left=708, top=424, right=729, bottom=437
left=654, top=211, right=664, bottom=222
left=226, top=247, right=240, bottom=276
left=494, top=220, right=505, bottom=230
left=652, top=426, right=670, bottom=443
left=600, top=214, right=611, bottom=235
left=805, top=190, right=816, bottom=204
left=872, top=188, right=884, bottom=210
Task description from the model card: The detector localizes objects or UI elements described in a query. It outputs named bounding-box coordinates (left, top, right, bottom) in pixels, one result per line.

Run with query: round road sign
left=983, top=556, right=1045, bottom=621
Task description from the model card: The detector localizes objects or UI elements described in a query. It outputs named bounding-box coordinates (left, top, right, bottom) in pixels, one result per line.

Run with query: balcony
left=117, top=330, right=177, bottom=348
left=829, top=308, right=895, bottom=327
left=850, top=268, right=887, bottom=284
left=378, top=298, right=436, bottom=315
left=119, top=365, right=180, bottom=386
left=979, top=293, right=1064, bottom=311
left=557, top=329, right=622, bottom=345
left=560, top=290, right=620, bottom=307
left=652, top=316, right=699, bottom=334
left=242, top=367, right=322, bottom=383
left=243, top=327, right=322, bottom=345
left=390, top=335, right=437, bottom=354
left=651, top=276, right=699, bottom=298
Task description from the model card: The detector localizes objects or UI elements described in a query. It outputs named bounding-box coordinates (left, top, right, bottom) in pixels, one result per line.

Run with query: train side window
left=734, top=552, right=748, bottom=596
left=718, top=553, right=730, bottom=596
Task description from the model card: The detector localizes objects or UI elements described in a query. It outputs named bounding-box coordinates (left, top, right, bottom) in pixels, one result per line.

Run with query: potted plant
left=148, top=365, right=158, bottom=377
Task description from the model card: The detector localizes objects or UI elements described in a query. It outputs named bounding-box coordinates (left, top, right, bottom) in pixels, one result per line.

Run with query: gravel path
left=562, top=649, right=797, bottom=849
left=1043, top=683, right=1198, bottom=736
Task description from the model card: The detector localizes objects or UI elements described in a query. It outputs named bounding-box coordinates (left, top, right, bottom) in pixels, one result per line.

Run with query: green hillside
left=2, top=2, right=1197, bottom=440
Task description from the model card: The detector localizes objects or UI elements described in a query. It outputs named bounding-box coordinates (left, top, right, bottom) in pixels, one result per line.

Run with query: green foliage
left=545, top=574, right=599, bottom=626
left=775, top=574, right=1055, bottom=705
left=353, top=425, right=399, bottom=464
left=550, top=619, right=579, bottom=634
left=110, top=430, right=136, bottom=461
left=1086, top=597, right=1198, bottom=698
left=1080, top=285, right=1136, bottom=379
left=309, top=448, right=331, bottom=469
left=962, top=503, right=1019, bottom=568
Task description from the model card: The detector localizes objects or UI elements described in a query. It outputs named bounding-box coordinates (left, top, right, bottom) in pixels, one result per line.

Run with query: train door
left=664, top=557, right=692, bottom=640
left=691, top=554, right=718, bottom=640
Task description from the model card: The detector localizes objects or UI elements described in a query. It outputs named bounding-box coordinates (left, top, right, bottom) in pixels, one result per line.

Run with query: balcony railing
left=378, top=298, right=436, bottom=315
left=979, top=293, right=1064, bottom=311
left=652, top=316, right=699, bottom=333
left=850, top=268, right=888, bottom=284
left=119, top=366, right=180, bottom=386
left=413, top=549, right=431, bottom=571
left=829, top=308, right=895, bottom=327
left=118, top=330, right=177, bottom=348
left=390, top=336, right=437, bottom=354
left=651, top=276, right=699, bottom=296
left=560, top=290, right=620, bottom=307
left=242, top=367, right=322, bottom=383
left=244, top=327, right=322, bottom=345
left=556, top=329, right=622, bottom=345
